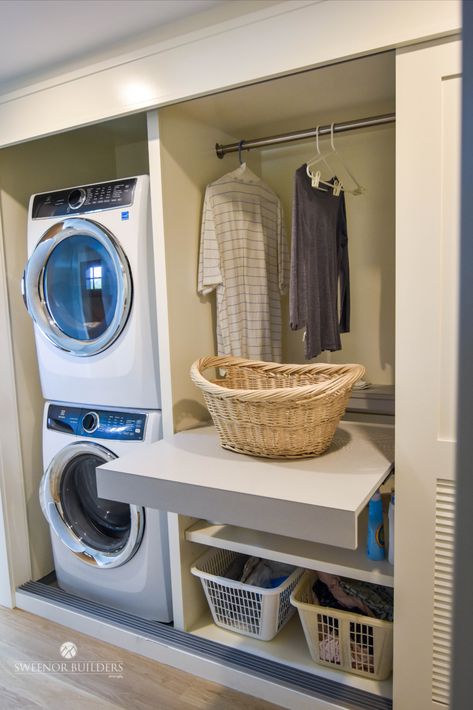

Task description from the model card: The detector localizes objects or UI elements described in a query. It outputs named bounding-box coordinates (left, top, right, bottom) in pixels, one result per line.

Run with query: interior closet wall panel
left=158, top=106, right=262, bottom=432
left=115, top=139, right=149, bottom=178
left=0, top=184, right=46, bottom=579
left=395, top=38, right=461, bottom=710
left=0, top=453, right=16, bottom=606
left=0, top=214, right=31, bottom=599
left=146, top=110, right=209, bottom=630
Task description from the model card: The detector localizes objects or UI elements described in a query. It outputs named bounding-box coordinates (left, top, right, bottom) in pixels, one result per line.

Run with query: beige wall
left=0, top=121, right=147, bottom=579
left=159, top=99, right=395, bottom=439
left=115, top=139, right=149, bottom=178
left=260, top=124, right=395, bottom=384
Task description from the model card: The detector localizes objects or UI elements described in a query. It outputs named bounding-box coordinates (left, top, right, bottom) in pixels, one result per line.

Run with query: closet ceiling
left=178, top=51, right=395, bottom=138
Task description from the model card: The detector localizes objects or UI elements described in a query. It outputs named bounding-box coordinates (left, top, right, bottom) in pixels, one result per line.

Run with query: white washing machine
left=40, top=401, right=172, bottom=622
left=22, top=176, right=160, bottom=409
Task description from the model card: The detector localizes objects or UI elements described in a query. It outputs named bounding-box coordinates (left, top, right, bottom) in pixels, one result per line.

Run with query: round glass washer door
left=23, top=218, right=132, bottom=356
left=40, top=442, right=144, bottom=568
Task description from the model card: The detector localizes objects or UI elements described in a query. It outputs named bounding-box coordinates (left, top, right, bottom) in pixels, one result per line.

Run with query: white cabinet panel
left=395, top=38, right=461, bottom=710
left=438, top=77, right=461, bottom=444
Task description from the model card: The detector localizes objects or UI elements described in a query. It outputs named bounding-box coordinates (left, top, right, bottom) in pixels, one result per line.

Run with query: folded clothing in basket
left=225, top=554, right=296, bottom=589
left=339, top=578, right=394, bottom=622
left=312, top=572, right=394, bottom=621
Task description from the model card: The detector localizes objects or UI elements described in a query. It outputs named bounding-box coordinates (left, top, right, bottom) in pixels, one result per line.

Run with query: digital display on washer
left=32, top=178, right=137, bottom=218
left=47, top=404, right=146, bottom=441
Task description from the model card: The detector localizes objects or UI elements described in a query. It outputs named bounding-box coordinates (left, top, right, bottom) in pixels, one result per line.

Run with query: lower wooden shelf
left=190, top=610, right=393, bottom=699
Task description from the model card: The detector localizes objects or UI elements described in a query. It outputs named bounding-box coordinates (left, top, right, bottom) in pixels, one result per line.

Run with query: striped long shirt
left=198, top=164, right=289, bottom=362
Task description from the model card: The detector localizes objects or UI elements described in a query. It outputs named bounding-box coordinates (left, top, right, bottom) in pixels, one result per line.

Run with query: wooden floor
left=0, top=606, right=281, bottom=709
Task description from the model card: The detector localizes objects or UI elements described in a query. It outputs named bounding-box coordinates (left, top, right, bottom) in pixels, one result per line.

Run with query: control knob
left=68, top=188, right=86, bottom=210
left=82, top=411, right=99, bottom=433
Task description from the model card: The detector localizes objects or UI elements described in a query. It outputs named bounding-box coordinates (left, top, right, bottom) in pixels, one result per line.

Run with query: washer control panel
left=32, top=178, right=137, bottom=218
left=47, top=403, right=146, bottom=441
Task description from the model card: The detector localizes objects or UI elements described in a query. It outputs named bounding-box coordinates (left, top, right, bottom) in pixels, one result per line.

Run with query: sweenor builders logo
left=14, top=641, right=124, bottom=678
left=60, top=642, right=77, bottom=659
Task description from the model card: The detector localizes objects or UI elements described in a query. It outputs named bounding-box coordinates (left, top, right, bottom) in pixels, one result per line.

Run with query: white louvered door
left=395, top=39, right=461, bottom=710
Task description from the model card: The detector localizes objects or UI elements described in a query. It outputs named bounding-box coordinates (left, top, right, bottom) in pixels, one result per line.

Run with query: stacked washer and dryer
left=22, top=176, right=172, bottom=621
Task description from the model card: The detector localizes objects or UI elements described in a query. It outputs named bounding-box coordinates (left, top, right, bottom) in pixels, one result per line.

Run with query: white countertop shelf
left=97, top=421, right=394, bottom=549
left=185, top=516, right=394, bottom=587
left=190, top=611, right=392, bottom=700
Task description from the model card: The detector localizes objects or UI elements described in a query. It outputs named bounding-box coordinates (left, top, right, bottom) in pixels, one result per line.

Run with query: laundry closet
left=146, top=50, right=397, bottom=703
left=0, top=5, right=461, bottom=708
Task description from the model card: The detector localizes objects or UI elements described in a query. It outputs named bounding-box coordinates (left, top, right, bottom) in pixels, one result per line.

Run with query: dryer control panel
left=32, top=177, right=137, bottom=218
left=47, top=403, right=146, bottom=441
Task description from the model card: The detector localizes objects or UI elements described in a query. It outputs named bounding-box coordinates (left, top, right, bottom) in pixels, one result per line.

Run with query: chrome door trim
left=23, top=218, right=132, bottom=356
left=40, top=442, right=144, bottom=568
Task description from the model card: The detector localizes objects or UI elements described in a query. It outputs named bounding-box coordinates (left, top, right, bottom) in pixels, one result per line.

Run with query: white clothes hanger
left=305, top=126, right=336, bottom=193
left=326, top=123, right=365, bottom=196
left=306, top=123, right=365, bottom=196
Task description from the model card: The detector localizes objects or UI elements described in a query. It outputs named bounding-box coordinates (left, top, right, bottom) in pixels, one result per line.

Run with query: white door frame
left=452, top=2, right=473, bottom=707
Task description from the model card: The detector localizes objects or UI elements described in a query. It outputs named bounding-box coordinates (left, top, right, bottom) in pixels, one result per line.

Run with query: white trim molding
left=0, top=0, right=460, bottom=149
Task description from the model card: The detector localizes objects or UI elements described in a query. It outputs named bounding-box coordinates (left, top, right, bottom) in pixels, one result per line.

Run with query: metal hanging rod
left=215, top=112, right=395, bottom=159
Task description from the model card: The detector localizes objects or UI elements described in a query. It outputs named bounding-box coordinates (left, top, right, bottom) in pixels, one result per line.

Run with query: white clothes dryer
left=22, top=176, right=160, bottom=409
left=40, top=401, right=172, bottom=621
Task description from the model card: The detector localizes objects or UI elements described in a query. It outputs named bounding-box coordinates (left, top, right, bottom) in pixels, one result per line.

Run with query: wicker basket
left=190, top=356, right=365, bottom=458
left=290, top=572, right=393, bottom=680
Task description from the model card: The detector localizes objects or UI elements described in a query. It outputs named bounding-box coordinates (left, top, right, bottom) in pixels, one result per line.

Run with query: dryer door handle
left=20, top=270, right=28, bottom=312
left=46, top=501, right=85, bottom=555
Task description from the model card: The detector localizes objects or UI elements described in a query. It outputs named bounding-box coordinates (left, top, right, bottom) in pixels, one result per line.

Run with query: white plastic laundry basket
left=290, top=571, right=393, bottom=680
left=191, top=547, right=304, bottom=641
